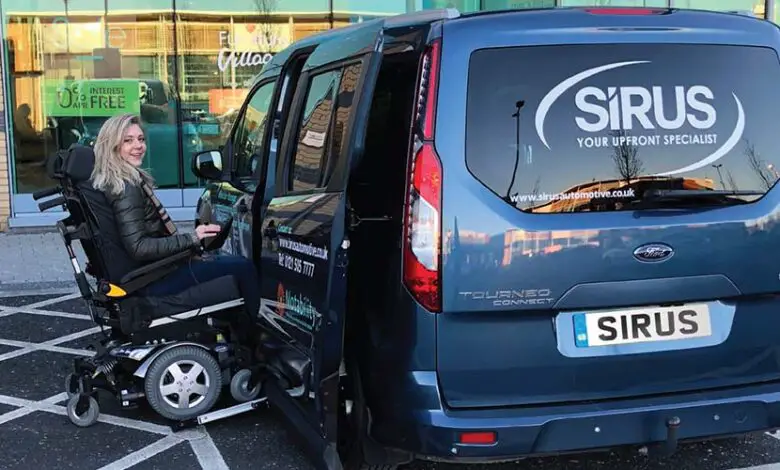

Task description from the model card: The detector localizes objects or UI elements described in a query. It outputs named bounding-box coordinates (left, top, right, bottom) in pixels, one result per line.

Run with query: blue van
left=192, top=6, right=780, bottom=468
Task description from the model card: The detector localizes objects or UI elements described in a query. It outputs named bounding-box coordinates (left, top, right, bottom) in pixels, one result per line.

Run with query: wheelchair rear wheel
left=143, top=345, right=222, bottom=421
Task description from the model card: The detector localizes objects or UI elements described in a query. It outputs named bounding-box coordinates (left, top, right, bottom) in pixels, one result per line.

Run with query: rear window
left=465, top=43, right=780, bottom=213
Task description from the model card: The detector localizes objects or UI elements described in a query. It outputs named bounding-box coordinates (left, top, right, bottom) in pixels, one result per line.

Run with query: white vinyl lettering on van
left=574, top=85, right=716, bottom=132
left=534, top=61, right=746, bottom=176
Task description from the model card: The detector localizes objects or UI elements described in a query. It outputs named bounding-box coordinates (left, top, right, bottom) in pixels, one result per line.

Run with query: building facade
left=0, top=0, right=772, bottom=228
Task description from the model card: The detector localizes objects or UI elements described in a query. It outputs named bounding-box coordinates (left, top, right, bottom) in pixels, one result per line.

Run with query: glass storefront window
left=559, top=0, right=668, bottom=6
left=2, top=0, right=185, bottom=193
left=483, top=0, right=555, bottom=9
left=671, top=0, right=765, bottom=17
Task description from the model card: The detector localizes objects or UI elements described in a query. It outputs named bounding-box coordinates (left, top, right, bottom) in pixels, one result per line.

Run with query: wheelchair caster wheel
left=230, top=369, right=262, bottom=402
left=144, top=345, right=222, bottom=421
left=66, top=394, right=100, bottom=428
left=65, top=373, right=83, bottom=399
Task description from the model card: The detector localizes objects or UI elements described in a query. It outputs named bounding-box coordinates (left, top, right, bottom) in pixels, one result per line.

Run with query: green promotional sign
left=45, top=79, right=141, bottom=117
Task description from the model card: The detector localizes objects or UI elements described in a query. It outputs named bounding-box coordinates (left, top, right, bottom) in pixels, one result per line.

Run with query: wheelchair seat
left=36, top=144, right=245, bottom=339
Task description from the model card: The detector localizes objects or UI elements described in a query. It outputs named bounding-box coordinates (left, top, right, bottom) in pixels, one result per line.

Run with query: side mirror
left=192, top=150, right=223, bottom=180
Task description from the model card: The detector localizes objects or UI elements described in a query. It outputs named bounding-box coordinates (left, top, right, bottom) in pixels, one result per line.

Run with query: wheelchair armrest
left=118, top=249, right=192, bottom=294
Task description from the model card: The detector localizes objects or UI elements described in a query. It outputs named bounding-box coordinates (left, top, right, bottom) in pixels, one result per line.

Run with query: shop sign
left=216, top=28, right=286, bottom=72
left=44, top=79, right=141, bottom=117
left=217, top=50, right=275, bottom=72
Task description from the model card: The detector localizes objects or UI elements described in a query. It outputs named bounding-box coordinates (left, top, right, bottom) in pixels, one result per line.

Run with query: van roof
left=248, top=6, right=779, bottom=89
left=439, top=7, right=780, bottom=57
left=447, top=7, right=780, bottom=44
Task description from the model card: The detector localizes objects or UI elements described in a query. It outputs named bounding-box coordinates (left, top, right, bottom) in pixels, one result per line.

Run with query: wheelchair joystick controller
left=200, top=217, right=233, bottom=252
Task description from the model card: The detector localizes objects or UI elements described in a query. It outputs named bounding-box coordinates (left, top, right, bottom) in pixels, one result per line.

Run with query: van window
left=231, top=81, right=276, bottom=188
left=325, top=63, right=362, bottom=180
left=289, top=69, right=342, bottom=192
left=465, top=44, right=780, bottom=213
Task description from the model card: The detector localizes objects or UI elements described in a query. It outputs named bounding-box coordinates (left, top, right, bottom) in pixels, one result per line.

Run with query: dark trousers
left=143, top=253, right=261, bottom=323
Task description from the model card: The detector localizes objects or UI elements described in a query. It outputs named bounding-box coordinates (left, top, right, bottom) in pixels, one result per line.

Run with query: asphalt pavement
left=0, top=289, right=779, bottom=469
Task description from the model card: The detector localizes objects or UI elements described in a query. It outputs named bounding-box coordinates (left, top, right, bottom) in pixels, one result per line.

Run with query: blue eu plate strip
left=573, top=313, right=589, bottom=347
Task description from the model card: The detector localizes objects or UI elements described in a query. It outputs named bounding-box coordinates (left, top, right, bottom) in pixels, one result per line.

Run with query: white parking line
left=44, top=326, right=105, bottom=345
left=16, top=308, right=91, bottom=320
left=0, top=408, right=35, bottom=425
left=24, top=292, right=82, bottom=309
left=0, top=338, right=94, bottom=357
left=95, top=435, right=184, bottom=470
left=0, top=292, right=235, bottom=469
left=190, top=434, right=231, bottom=470
left=0, top=347, right=36, bottom=362
left=92, top=412, right=176, bottom=436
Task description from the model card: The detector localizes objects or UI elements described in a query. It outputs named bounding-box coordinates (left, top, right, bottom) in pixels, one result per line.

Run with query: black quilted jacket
left=105, top=183, right=199, bottom=262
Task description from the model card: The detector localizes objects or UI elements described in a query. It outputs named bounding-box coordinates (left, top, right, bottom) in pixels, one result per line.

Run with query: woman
left=91, top=113, right=260, bottom=320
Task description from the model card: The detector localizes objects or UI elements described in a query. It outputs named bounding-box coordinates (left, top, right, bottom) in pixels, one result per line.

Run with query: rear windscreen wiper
left=627, top=189, right=764, bottom=209
left=643, top=189, right=765, bottom=199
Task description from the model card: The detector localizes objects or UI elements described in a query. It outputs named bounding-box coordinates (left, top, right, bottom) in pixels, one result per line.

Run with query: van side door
left=256, top=21, right=385, bottom=465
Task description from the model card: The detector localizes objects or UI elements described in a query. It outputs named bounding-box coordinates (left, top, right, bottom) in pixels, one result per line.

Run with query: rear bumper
left=371, top=372, right=780, bottom=463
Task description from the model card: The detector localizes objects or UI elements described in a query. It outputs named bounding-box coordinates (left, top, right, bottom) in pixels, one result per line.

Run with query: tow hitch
left=639, top=416, right=681, bottom=458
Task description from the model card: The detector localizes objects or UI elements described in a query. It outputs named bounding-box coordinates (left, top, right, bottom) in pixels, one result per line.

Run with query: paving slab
left=0, top=223, right=194, bottom=290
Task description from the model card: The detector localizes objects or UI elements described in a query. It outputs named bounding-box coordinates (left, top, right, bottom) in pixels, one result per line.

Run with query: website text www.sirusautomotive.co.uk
left=511, top=188, right=635, bottom=204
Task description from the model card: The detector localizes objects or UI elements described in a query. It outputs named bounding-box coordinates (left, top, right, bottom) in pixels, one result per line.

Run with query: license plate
left=573, top=303, right=712, bottom=347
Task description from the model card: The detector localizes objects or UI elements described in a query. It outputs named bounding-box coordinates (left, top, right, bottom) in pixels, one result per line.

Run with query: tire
left=66, top=394, right=100, bottom=427
left=143, top=345, right=222, bottom=421
left=65, top=373, right=81, bottom=399
left=230, top=369, right=262, bottom=402
left=339, top=359, right=399, bottom=470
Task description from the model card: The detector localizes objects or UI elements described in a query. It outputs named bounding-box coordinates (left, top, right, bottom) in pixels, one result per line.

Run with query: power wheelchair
left=33, top=144, right=270, bottom=428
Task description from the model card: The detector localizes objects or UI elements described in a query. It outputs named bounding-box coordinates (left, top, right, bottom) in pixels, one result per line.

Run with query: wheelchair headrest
left=48, top=144, right=95, bottom=183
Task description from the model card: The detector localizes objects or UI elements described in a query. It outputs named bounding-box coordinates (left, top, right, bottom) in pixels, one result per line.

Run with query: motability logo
left=533, top=60, right=746, bottom=176
left=276, top=283, right=321, bottom=331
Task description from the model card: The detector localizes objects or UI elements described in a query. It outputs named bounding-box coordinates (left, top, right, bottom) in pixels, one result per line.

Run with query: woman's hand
left=195, top=223, right=221, bottom=240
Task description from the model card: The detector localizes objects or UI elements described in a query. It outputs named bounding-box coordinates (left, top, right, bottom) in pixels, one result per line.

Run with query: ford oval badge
left=633, top=243, right=674, bottom=263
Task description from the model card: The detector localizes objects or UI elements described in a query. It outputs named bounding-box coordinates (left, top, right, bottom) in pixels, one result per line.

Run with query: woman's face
left=119, top=123, right=146, bottom=167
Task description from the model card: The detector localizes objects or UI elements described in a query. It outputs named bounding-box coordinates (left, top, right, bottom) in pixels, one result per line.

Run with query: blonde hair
left=91, top=113, right=154, bottom=196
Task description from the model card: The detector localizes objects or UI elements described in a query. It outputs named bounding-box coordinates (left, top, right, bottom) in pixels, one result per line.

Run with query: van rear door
left=435, top=11, right=780, bottom=409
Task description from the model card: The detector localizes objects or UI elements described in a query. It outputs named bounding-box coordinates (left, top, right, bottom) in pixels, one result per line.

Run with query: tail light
left=403, top=39, right=442, bottom=313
